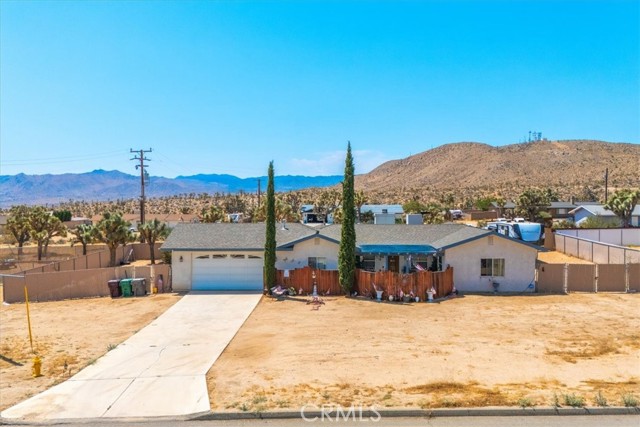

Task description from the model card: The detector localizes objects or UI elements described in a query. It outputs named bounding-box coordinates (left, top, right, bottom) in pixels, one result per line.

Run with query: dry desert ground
left=0, top=292, right=181, bottom=410
left=208, top=293, right=639, bottom=411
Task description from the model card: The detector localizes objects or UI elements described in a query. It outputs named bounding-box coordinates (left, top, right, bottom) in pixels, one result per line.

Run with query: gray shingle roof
left=161, top=222, right=319, bottom=251
left=162, top=222, right=530, bottom=253
left=319, top=223, right=491, bottom=249
left=569, top=204, right=640, bottom=216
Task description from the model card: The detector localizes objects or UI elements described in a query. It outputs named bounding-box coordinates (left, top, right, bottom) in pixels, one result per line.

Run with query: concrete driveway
left=1, top=291, right=262, bottom=420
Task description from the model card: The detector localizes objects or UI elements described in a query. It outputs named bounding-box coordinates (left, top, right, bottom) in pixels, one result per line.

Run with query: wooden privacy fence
left=275, top=267, right=341, bottom=295
left=536, top=262, right=638, bottom=293
left=355, top=267, right=454, bottom=300
left=275, top=266, right=454, bottom=299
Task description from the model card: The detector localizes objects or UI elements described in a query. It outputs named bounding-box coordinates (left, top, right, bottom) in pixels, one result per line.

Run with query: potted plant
left=372, top=282, right=384, bottom=301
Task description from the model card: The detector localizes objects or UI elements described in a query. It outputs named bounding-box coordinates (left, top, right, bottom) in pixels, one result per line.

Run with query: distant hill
left=356, top=140, right=640, bottom=195
left=0, top=170, right=342, bottom=208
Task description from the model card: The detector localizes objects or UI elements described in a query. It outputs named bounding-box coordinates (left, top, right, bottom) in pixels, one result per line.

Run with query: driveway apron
left=1, top=291, right=262, bottom=420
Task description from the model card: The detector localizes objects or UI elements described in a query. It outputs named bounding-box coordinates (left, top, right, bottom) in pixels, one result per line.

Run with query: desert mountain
left=0, top=170, right=342, bottom=208
left=356, top=140, right=639, bottom=199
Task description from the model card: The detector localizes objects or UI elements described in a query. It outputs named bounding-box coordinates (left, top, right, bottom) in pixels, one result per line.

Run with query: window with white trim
left=308, top=257, right=327, bottom=270
left=481, top=258, right=505, bottom=277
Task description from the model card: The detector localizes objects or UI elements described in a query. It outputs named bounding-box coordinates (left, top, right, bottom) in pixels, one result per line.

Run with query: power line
left=1, top=150, right=126, bottom=166
left=130, top=148, right=152, bottom=226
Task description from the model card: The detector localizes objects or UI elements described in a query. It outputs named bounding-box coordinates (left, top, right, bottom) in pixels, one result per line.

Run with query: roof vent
left=281, top=219, right=288, bottom=230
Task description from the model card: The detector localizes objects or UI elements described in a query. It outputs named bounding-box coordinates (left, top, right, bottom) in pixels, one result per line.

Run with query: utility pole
left=604, top=167, right=609, bottom=203
left=130, top=148, right=152, bottom=227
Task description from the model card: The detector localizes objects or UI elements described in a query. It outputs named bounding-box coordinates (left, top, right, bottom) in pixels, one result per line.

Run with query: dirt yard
left=208, top=294, right=639, bottom=411
left=0, top=293, right=181, bottom=411
left=537, top=251, right=593, bottom=264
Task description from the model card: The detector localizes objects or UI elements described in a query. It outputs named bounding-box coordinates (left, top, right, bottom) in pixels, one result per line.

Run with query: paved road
left=2, top=415, right=638, bottom=427
left=1, top=292, right=262, bottom=420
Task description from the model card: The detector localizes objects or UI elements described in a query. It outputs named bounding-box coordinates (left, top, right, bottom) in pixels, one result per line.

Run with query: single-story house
left=570, top=204, right=640, bottom=227
left=548, top=201, right=577, bottom=219
left=489, top=201, right=576, bottom=220
left=161, top=222, right=538, bottom=293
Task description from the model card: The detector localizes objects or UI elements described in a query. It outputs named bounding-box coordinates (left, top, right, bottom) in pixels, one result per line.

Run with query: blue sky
left=1, top=0, right=638, bottom=178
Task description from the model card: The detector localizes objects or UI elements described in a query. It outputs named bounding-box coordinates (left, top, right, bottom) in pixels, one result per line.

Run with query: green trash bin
left=119, top=279, right=133, bottom=297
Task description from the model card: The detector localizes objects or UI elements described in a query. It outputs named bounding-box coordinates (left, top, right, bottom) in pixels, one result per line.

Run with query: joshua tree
left=94, top=212, right=134, bottom=267
left=200, top=205, right=225, bottom=223
left=354, top=190, right=368, bottom=223
left=70, top=224, right=96, bottom=255
left=338, top=142, right=356, bottom=294
left=516, top=188, right=551, bottom=222
left=27, top=206, right=67, bottom=260
left=6, top=205, right=31, bottom=255
left=138, top=219, right=170, bottom=264
left=604, top=189, right=640, bottom=228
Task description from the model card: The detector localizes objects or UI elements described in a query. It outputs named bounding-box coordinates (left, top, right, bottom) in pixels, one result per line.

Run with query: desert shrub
left=563, top=393, right=585, bottom=407
left=594, top=391, right=607, bottom=407
left=622, top=393, right=638, bottom=407
left=580, top=216, right=620, bottom=229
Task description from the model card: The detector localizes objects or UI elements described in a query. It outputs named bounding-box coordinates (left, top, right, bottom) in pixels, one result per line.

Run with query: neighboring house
left=359, top=204, right=404, bottom=220
left=161, top=222, right=538, bottom=293
left=300, top=204, right=326, bottom=224
left=570, top=204, right=640, bottom=227
left=489, top=201, right=576, bottom=220
left=548, top=201, right=577, bottom=219
left=490, top=201, right=516, bottom=217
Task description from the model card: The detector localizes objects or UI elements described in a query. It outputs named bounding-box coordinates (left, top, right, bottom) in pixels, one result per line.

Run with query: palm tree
left=70, top=224, right=96, bottom=255
left=138, top=219, right=169, bottom=264
left=604, top=189, right=640, bottom=228
left=94, top=212, right=134, bottom=267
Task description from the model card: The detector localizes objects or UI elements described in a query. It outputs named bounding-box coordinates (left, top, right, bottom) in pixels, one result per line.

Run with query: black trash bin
left=132, top=278, right=147, bottom=296
left=108, top=279, right=121, bottom=298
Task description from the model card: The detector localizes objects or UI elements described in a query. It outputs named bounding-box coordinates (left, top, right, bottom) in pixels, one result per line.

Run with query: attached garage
left=192, top=254, right=263, bottom=291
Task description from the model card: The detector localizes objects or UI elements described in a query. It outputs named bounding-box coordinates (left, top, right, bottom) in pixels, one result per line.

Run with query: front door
left=388, top=255, right=399, bottom=273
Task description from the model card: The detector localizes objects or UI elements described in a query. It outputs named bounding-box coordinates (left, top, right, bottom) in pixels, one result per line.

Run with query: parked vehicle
left=485, top=221, right=542, bottom=243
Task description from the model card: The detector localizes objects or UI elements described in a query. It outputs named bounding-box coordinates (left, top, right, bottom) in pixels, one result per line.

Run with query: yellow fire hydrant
left=32, top=356, right=42, bottom=378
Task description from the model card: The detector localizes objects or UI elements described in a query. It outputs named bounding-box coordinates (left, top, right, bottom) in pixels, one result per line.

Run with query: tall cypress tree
left=264, top=161, right=277, bottom=293
left=338, top=142, right=356, bottom=294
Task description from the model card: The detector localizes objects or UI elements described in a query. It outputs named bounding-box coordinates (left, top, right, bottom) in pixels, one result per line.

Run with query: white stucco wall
left=276, top=237, right=339, bottom=270
left=443, top=236, right=538, bottom=293
left=171, top=250, right=193, bottom=291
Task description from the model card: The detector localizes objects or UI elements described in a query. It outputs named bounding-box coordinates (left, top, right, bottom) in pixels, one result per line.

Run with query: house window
left=481, top=258, right=505, bottom=277
left=361, top=255, right=376, bottom=272
left=308, top=257, right=327, bottom=270
left=412, top=255, right=430, bottom=271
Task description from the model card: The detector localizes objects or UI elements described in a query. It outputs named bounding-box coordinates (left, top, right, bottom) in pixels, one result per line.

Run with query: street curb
left=191, top=406, right=640, bottom=421
left=1, top=406, right=638, bottom=425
